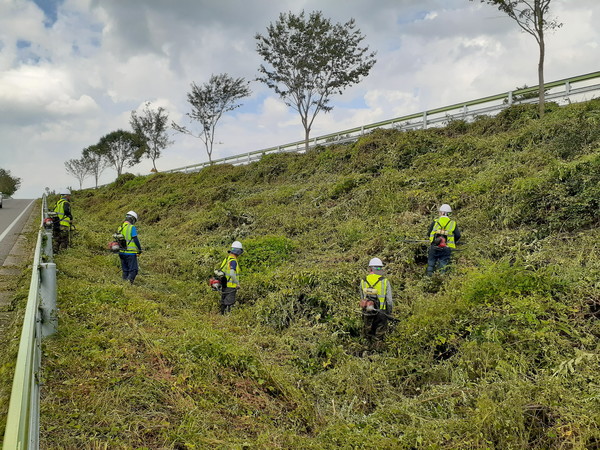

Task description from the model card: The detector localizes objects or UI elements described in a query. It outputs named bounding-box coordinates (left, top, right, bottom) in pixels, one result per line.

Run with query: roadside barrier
left=164, top=70, right=600, bottom=174
left=3, top=194, right=57, bottom=449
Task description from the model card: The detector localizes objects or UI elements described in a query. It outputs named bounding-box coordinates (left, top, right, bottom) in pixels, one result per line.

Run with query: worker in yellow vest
left=218, top=241, right=243, bottom=314
left=52, top=188, right=73, bottom=253
left=426, top=204, right=461, bottom=275
left=117, top=211, right=142, bottom=284
left=360, top=257, right=393, bottom=344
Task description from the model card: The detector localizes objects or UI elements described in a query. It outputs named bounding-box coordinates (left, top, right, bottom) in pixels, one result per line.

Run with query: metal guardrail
left=3, top=195, right=57, bottom=450
left=164, top=70, right=600, bottom=174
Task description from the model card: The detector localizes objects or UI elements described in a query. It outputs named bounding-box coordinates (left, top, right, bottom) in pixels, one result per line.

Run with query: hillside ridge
left=39, top=100, right=600, bottom=448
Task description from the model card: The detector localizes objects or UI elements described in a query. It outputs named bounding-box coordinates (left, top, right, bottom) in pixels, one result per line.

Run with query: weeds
left=36, top=100, right=600, bottom=448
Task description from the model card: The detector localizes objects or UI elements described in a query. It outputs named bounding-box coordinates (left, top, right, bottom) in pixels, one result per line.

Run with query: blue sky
left=1, top=0, right=599, bottom=197
left=32, top=0, right=61, bottom=27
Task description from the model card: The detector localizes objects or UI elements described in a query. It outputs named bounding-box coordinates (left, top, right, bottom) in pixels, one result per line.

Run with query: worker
left=426, top=204, right=461, bottom=275
left=360, top=257, right=394, bottom=345
left=117, top=211, right=142, bottom=284
left=52, top=188, right=73, bottom=252
left=218, top=241, right=243, bottom=314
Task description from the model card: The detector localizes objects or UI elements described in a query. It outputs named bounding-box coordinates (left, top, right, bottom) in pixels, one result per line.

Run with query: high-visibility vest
left=118, top=222, right=139, bottom=254
left=429, top=216, right=457, bottom=249
left=220, top=254, right=240, bottom=288
left=360, top=274, right=388, bottom=310
left=54, top=198, right=71, bottom=227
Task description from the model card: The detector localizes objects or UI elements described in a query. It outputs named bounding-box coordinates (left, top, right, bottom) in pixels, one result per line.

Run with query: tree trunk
left=537, top=4, right=545, bottom=118
left=205, top=140, right=213, bottom=164
left=538, top=52, right=544, bottom=118
left=304, top=127, right=310, bottom=153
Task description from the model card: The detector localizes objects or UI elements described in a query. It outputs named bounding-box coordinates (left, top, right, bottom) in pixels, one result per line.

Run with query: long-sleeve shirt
left=62, top=200, right=73, bottom=220
left=228, top=259, right=239, bottom=285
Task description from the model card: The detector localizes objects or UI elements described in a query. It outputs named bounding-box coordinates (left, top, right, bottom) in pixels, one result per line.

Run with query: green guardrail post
left=42, top=228, right=53, bottom=262
left=40, top=262, right=57, bottom=338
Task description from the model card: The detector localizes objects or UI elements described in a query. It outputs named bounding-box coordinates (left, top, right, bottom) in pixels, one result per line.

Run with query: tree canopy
left=82, top=145, right=108, bottom=188
left=130, top=102, right=172, bottom=172
left=475, top=0, right=561, bottom=117
left=0, top=168, right=21, bottom=196
left=96, top=130, right=145, bottom=177
left=65, top=158, right=91, bottom=189
left=256, top=10, right=376, bottom=150
left=173, top=74, right=251, bottom=163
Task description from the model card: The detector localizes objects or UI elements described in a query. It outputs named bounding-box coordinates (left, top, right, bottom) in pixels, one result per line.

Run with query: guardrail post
left=40, top=262, right=57, bottom=337
left=508, top=91, right=513, bottom=105
left=43, top=228, right=53, bottom=262
left=565, top=81, right=571, bottom=96
left=422, top=112, right=428, bottom=129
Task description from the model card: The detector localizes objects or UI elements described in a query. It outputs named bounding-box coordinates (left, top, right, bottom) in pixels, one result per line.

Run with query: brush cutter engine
left=108, top=233, right=126, bottom=253
left=360, top=287, right=379, bottom=314
left=44, top=211, right=59, bottom=230
left=208, top=276, right=222, bottom=291
left=209, top=269, right=226, bottom=291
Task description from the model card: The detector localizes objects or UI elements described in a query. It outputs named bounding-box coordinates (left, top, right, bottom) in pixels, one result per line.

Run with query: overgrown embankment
left=41, top=101, right=600, bottom=448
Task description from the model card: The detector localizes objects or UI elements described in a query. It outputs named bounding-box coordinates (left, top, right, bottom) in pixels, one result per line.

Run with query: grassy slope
left=40, top=101, right=600, bottom=449
left=0, top=210, right=39, bottom=437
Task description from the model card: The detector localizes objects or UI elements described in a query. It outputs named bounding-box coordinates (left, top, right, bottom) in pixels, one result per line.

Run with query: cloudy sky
left=1, top=0, right=598, bottom=198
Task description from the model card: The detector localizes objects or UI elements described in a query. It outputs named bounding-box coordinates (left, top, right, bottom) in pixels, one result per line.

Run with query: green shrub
left=242, top=235, right=296, bottom=272
left=112, top=172, right=137, bottom=186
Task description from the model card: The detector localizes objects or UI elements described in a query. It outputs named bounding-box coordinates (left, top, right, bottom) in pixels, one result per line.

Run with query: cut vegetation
left=39, top=100, right=600, bottom=448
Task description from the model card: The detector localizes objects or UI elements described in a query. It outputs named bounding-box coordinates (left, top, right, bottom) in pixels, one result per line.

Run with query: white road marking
left=0, top=200, right=36, bottom=243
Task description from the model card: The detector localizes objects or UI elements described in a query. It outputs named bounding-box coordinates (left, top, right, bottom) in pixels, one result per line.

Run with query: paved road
left=0, top=198, right=37, bottom=267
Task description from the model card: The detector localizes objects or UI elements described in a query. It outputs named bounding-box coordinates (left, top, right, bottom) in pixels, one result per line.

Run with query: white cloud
left=1, top=0, right=598, bottom=197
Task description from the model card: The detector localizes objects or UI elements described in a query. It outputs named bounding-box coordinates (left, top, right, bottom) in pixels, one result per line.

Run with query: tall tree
left=96, top=130, right=145, bottom=177
left=65, top=157, right=91, bottom=189
left=0, top=168, right=21, bottom=196
left=173, top=74, right=251, bottom=163
left=130, top=102, right=173, bottom=172
left=256, top=10, right=376, bottom=151
left=474, top=0, right=561, bottom=117
left=82, top=145, right=108, bottom=188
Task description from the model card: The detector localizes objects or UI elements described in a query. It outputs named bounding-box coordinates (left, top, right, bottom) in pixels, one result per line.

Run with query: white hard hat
left=439, top=204, right=452, bottom=213
left=231, top=241, right=243, bottom=249
left=368, top=257, right=383, bottom=267
left=126, top=210, right=138, bottom=220
left=61, top=188, right=71, bottom=195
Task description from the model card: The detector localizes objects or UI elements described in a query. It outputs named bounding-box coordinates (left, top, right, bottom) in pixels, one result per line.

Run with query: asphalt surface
left=0, top=198, right=38, bottom=343
left=0, top=198, right=37, bottom=267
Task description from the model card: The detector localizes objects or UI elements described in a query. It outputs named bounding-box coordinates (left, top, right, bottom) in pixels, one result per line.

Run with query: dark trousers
left=427, top=246, right=452, bottom=275
left=52, top=225, right=70, bottom=253
left=119, top=253, right=139, bottom=284
left=220, top=287, right=237, bottom=314
left=363, top=311, right=389, bottom=341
